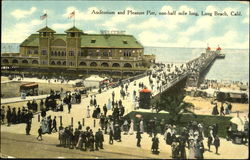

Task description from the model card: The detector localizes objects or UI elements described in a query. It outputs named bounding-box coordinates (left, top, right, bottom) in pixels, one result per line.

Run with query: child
left=37, top=126, right=43, bottom=141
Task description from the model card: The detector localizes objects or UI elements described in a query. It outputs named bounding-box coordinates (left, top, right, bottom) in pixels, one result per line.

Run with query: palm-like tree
left=158, top=93, right=195, bottom=125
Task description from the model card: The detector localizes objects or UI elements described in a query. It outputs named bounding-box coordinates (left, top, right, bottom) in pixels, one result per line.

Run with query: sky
left=2, top=0, right=249, bottom=49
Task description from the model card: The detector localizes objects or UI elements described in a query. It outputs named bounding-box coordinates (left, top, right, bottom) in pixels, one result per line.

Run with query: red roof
left=140, top=88, right=151, bottom=93
left=207, top=47, right=211, bottom=50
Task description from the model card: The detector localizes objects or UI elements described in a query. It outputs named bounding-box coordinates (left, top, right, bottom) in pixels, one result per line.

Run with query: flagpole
left=46, top=10, right=48, bottom=27
left=74, top=11, right=75, bottom=27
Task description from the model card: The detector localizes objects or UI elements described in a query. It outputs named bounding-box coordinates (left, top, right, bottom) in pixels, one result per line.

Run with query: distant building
left=1, top=26, right=155, bottom=78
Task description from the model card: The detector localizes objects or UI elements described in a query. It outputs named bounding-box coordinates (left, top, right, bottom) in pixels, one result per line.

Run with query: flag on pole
left=68, top=11, right=75, bottom=19
left=40, top=13, right=47, bottom=20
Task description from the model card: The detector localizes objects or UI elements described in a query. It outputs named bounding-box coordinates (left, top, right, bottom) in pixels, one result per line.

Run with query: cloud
left=206, top=30, right=248, bottom=48
left=138, top=31, right=169, bottom=47
left=2, top=19, right=42, bottom=43
left=63, top=6, right=101, bottom=21
left=11, top=7, right=37, bottom=19
left=180, top=16, right=214, bottom=37
left=85, top=30, right=96, bottom=34
left=128, top=17, right=165, bottom=30
left=52, top=23, right=72, bottom=30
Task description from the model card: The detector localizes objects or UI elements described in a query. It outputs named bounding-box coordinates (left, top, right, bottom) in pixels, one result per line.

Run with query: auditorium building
left=1, top=26, right=155, bottom=78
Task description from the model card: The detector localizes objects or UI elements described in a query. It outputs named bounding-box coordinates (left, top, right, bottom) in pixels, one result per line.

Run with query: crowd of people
left=1, top=51, right=248, bottom=158
left=1, top=106, right=33, bottom=126
left=212, top=101, right=233, bottom=116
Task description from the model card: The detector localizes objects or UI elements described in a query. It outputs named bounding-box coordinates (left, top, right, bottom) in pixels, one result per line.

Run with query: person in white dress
left=107, top=98, right=111, bottom=110
left=188, top=138, right=195, bottom=159
left=139, top=119, right=144, bottom=133
left=129, top=119, right=134, bottom=135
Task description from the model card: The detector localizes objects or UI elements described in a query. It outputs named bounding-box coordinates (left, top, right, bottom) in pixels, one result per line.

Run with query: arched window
left=124, top=63, right=132, bottom=68
left=62, top=61, right=66, bottom=65
left=3, top=59, right=9, bottom=63
left=101, top=62, right=109, bottom=67
left=112, top=63, right=120, bottom=67
left=51, top=51, right=54, bottom=56
left=57, top=61, right=61, bottom=65
left=90, top=62, right=97, bottom=67
left=22, top=60, right=28, bottom=64
left=55, top=51, right=57, bottom=56
left=58, top=51, right=61, bottom=56
left=79, top=62, right=87, bottom=66
left=32, top=60, right=39, bottom=64
left=12, top=59, right=18, bottom=63
left=51, top=61, right=56, bottom=65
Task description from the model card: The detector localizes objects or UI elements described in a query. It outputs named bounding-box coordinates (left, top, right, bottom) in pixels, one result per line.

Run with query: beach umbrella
left=230, top=117, right=244, bottom=131
left=135, top=114, right=142, bottom=118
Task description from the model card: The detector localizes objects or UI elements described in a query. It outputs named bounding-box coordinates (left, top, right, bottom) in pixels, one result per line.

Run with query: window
left=34, top=49, right=38, bottom=54
left=41, top=49, right=47, bottom=55
left=43, top=32, right=46, bottom=37
left=69, top=62, right=74, bottom=66
left=123, top=40, right=128, bottom=44
left=103, top=52, right=108, bottom=56
left=69, top=51, right=74, bottom=56
left=70, top=33, right=75, bottom=37
left=91, top=40, right=96, bottom=43
left=27, top=49, right=32, bottom=54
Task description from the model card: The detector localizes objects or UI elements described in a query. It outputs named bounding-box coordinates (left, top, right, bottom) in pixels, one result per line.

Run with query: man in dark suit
left=136, top=130, right=142, bottom=147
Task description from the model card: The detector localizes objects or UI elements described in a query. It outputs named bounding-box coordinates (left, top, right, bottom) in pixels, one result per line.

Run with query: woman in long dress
left=86, top=106, right=90, bottom=118
left=139, top=119, right=144, bottom=133
left=188, top=139, right=195, bottom=159
left=129, top=119, right=134, bottom=135
left=107, top=98, right=111, bottom=110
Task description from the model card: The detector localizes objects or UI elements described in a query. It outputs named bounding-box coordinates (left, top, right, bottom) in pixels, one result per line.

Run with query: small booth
left=139, top=88, right=152, bottom=109
left=20, top=82, right=38, bottom=96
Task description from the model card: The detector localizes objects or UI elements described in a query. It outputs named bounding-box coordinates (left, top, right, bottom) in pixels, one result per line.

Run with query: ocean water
left=1, top=43, right=249, bottom=83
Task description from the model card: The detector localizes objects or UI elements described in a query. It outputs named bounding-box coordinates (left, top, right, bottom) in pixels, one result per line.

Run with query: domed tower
left=37, top=26, right=56, bottom=66
left=216, top=45, right=221, bottom=54
left=206, top=44, right=211, bottom=53
left=65, top=26, right=83, bottom=68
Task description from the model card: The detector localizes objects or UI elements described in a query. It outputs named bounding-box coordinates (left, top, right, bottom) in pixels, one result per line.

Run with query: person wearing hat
left=194, top=138, right=204, bottom=159
left=1, top=106, right=6, bottom=124
left=136, top=129, right=142, bottom=147
left=171, top=137, right=180, bottom=158
left=6, top=106, right=12, bottom=126
left=188, top=138, right=195, bottom=159
left=179, top=135, right=187, bottom=159
left=207, top=126, right=214, bottom=151
left=151, top=134, right=159, bottom=154
left=214, top=135, right=220, bottom=154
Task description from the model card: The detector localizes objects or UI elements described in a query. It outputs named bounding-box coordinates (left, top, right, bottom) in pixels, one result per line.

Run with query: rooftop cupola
left=37, top=26, right=56, bottom=38
left=65, top=26, right=83, bottom=38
